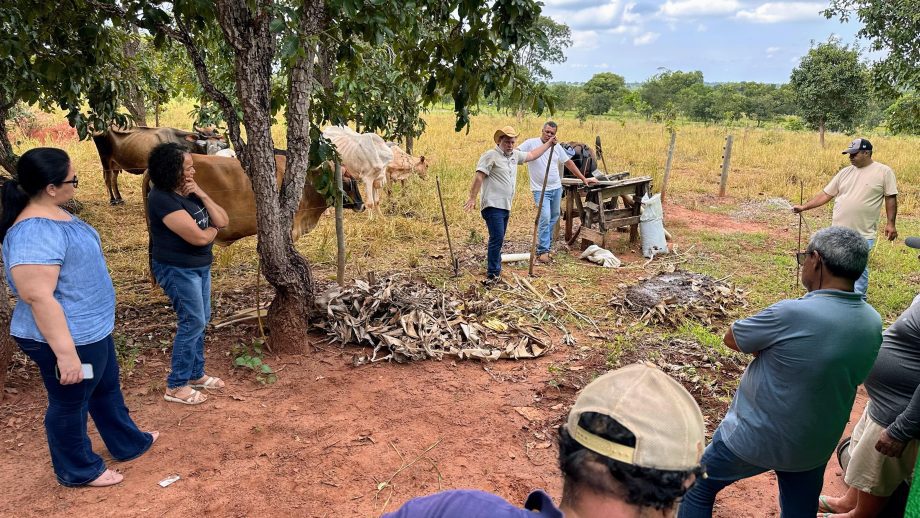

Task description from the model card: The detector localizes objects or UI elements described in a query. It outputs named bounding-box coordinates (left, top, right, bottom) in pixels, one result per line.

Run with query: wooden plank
left=605, top=216, right=641, bottom=227
left=580, top=227, right=604, bottom=245
left=562, top=175, right=651, bottom=188
left=564, top=187, right=574, bottom=241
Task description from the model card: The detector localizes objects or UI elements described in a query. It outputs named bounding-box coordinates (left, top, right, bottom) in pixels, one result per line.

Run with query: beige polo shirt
left=824, top=161, right=898, bottom=239
left=476, top=147, right=528, bottom=211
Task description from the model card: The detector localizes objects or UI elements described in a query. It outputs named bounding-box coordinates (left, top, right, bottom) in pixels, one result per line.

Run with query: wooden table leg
left=629, top=184, right=644, bottom=243
left=564, top=186, right=574, bottom=242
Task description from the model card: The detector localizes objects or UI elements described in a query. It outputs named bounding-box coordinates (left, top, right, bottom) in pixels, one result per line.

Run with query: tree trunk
left=405, top=133, right=414, bottom=155
left=0, top=273, right=13, bottom=399
left=122, top=33, right=147, bottom=126
left=0, top=102, right=18, bottom=177
left=215, top=0, right=318, bottom=353
left=819, top=119, right=826, bottom=148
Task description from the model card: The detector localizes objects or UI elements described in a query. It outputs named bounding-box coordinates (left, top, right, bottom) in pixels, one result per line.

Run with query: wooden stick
left=796, top=178, right=803, bottom=287
left=335, top=160, right=346, bottom=286
left=529, top=145, right=556, bottom=276
left=436, top=176, right=459, bottom=276
left=661, top=129, right=677, bottom=203
left=719, top=135, right=733, bottom=197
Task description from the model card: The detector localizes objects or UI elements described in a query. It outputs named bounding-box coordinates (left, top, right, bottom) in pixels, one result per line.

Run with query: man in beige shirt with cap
left=793, top=138, right=898, bottom=295
left=385, top=363, right=706, bottom=517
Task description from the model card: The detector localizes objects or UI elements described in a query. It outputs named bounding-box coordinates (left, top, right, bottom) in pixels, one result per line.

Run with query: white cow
left=386, top=144, right=429, bottom=187
left=323, top=126, right=393, bottom=214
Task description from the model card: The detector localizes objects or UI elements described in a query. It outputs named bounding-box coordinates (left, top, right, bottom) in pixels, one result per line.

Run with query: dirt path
left=0, top=333, right=868, bottom=518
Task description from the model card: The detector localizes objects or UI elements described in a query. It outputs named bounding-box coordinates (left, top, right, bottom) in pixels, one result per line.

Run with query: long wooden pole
left=719, top=134, right=733, bottom=197
left=796, top=179, right=803, bottom=287
left=529, top=145, right=556, bottom=276
left=595, top=135, right=609, bottom=174
left=436, top=176, right=459, bottom=276
left=661, top=129, right=677, bottom=203
left=334, top=160, right=345, bottom=286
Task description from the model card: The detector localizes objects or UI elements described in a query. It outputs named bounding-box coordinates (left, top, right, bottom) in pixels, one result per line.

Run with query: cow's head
left=343, top=177, right=365, bottom=212
left=186, top=126, right=229, bottom=155
left=414, top=156, right=429, bottom=180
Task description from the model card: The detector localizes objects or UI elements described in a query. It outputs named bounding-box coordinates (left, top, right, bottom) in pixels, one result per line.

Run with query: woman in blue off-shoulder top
left=0, top=148, right=157, bottom=487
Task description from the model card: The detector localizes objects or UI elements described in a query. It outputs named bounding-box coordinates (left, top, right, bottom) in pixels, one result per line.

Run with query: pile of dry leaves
left=611, top=267, right=747, bottom=327
left=313, top=274, right=548, bottom=365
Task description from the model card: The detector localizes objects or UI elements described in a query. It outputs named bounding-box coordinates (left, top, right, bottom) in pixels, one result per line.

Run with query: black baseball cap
left=842, top=138, right=872, bottom=154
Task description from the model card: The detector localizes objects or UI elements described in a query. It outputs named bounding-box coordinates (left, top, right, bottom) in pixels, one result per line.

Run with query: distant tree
left=547, top=82, right=580, bottom=113
left=575, top=72, right=626, bottom=117
left=623, top=90, right=653, bottom=119
left=640, top=70, right=704, bottom=113
left=885, top=92, right=920, bottom=134
left=679, top=83, right=716, bottom=122
left=825, top=0, right=919, bottom=91
left=515, top=16, right=572, bottom=81
left=789, top=39, right=868, bottom=147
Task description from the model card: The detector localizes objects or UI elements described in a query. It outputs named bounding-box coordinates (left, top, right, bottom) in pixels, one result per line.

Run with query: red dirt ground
left=0, top=203, right=865, bottom=517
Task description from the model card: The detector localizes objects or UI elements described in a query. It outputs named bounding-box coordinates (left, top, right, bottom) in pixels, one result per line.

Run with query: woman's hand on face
left=57, top=353, right=83, bottom=385
left=180, top=179, right=204, bottom=198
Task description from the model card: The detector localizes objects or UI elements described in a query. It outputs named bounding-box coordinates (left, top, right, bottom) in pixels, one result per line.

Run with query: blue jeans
left=17, top=335, right=153, bottom=486
left=481, top=207, right=510, bottom=278
left=532, top=188, right=562, bottom=255
left=678, top=429, right=826, bottom=518
left=152, top=260, right=212, bottom=389
left=854, top=238, right=874, bottom=296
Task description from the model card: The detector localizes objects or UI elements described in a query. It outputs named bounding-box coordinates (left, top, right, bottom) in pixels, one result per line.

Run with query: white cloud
left=766, top=46, right=781, bottom=53
left=696, top=23, right=708, bottom=31
left=593, top=62, right=611, bottom=69
left=571, top=30, right=602, bottom=50
left=634, top=32, right=660, bottom=45
left=736, top=2, right=825, bottom=23
left=569, top=63, right=589, bottom=69
left=658, top=0, right=740, bottom=18
left=552, top=1, right=625, bottom=30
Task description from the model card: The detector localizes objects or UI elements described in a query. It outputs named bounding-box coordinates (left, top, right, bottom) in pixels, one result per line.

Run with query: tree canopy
left=789, top=39, right=868, bottom=146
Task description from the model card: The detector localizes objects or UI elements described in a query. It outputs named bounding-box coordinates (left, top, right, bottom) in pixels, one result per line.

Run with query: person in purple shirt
left=385, top=363, right=706, bottom=518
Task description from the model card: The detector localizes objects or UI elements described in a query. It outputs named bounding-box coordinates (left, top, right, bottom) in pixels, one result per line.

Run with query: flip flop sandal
left=818, top=495, right=838, bottom=514
left=164, top=388, right=208, bottom=405
left=190, top=376, right=225, bottom=390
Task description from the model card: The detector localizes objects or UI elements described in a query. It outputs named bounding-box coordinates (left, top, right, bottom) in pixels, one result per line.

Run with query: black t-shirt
left=147, top=188, right=213, bottom=268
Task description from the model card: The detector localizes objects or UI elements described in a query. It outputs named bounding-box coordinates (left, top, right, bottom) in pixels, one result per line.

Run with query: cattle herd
left=93, top=124, right=430, bottom=243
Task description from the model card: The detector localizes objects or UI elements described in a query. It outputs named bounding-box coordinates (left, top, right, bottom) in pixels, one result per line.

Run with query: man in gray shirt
left=464, top=126, right=555, bottom=283
left=679, top=227, right=882, bottom=518
left=818, top=280, right=920, bottom=516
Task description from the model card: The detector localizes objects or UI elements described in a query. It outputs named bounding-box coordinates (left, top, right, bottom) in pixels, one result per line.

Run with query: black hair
left=0, top=148, right=71, bottom=241
left=558, top=412, right=701, bottom=511
left=147, top=142, right=188, bottom=192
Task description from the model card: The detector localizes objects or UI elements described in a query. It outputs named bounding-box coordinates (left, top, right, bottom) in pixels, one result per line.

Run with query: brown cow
left=143, top=153, right=364, bottom=247
left=92, top=126, right=228, bottom=205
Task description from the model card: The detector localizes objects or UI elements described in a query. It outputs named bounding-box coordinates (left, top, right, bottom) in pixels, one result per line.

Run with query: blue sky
left=541, top=0, right=863, bottom=84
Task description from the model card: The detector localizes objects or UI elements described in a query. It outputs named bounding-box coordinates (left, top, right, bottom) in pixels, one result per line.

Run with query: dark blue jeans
left=17, top=335, right=153, bottom=487
left=481, top=207, right=510, bottom=278
left=678, top=429, right=826, bottom=518
left=152, top=260, right=212, bottom=389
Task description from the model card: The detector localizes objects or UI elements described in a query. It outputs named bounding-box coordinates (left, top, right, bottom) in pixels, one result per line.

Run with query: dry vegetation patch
left=611, top=267, right=748, bottom=327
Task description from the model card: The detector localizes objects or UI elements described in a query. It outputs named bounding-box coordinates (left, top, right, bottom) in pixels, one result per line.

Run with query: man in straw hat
left=464, top=125, right=556, bottom=283
left=793, top=138, right=898, bottom=296
left=385, top=363, right=707, bottom=517
left=679, top=226, right=882, bottom=518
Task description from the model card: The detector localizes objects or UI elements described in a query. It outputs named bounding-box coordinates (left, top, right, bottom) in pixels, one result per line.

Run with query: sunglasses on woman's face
left=59, top=175, right=78, bottom=188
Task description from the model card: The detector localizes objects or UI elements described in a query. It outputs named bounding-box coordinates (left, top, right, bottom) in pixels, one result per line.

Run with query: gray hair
left=544, top=121, right=558, bottom=129
left=807, top=226, right=870, bottom=280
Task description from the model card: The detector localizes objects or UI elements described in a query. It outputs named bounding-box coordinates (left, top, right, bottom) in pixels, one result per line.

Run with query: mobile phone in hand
left=54, top=363, right=94, bottom=380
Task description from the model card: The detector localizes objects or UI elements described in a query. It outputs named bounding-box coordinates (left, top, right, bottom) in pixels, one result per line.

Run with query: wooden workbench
left=561, top=175, right=653, bottom=249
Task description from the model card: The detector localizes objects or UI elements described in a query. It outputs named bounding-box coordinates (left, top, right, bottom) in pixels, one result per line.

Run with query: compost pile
left=313, top=274, right=548, bottom=365
left=611, top=269, right=747, bottom=326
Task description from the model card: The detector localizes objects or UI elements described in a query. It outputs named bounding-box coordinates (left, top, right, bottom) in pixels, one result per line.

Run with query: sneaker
left=482, top=274, right=501, bottom=287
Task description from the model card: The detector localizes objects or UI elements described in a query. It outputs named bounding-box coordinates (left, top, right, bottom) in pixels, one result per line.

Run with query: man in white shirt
left=793, top=138, right=898, bottom=296
left=518, top=122, right=598, bottom=263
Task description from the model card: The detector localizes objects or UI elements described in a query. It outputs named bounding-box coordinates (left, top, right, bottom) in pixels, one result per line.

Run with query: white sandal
left=164, top=387, right=208, bottom=405
left=190, top=375, right=225, bottom=390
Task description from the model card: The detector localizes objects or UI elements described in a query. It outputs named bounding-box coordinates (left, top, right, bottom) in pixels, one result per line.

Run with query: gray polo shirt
left=720, top=289, right=881, bottom=471
left=476, top=147, right=527, bottom=211
left=865, top=303, right=920, bottom=442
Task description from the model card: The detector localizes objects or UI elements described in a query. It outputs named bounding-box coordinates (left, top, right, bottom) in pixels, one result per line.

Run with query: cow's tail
left=142, top=173, right=156, bottom=285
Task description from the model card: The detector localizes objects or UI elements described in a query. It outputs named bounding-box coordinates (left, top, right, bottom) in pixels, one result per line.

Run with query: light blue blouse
left=2, top=216, right=116, bottom=345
